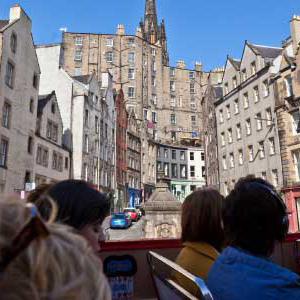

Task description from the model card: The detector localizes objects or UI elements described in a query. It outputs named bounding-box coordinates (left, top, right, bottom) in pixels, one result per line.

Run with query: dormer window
left=51, top=103, right=56, bottom=114
left=251, top=61, right=256, bottom=75
left=242, top=69, right=247, bottom=82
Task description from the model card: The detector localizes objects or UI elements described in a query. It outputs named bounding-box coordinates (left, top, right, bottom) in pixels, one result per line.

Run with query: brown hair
left=181, top=188, right=224, bottom=251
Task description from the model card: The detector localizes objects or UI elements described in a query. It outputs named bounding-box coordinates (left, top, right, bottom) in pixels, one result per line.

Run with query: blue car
left=110, top=213, right=132, bottom=229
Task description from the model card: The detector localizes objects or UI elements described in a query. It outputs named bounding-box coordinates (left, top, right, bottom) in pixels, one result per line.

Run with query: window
left=164, top=148, right=168, bottom=158
left=84, top=135, right=89, bottom=153
left=238, top=149, right=243, bottom=165
left=25, top=171, right=31, bottom=185
left=222, top=156, right=227, bottom=170
left=256, top=113, right=262, bottom=131
left=170, top=68, right=175, bottom=76
left=221, top=132, right=225, bottom=146
left=128, top=68, right=135, bottom=80
left=74, top=36, right=83, bottom=46
left=190, top=97, right=196, bottom=110
left=177, top=97, right=182, bottom=108
left=201, top=152, right=205, bottom=161
left=190, top=152, right=194, bottom=160
left=0, top=138, right=8, bottom=167
left=170, top=96, right=176, bottom=107
left=128, top=38, right=135, bottom=47
left=261, top=171, right=267, bottom=180
left=171, top=164, right=178, bottom=178
left=290, top=110, right=300, bottom=135
left=180, top=165, right=186, bottom=178
left=10, top=33, right=17, bottom=53
left=128, top=52, right=135, bottom=63
left=246, top=118, right=251, bottom=135
left=74, top=50, right=82, bottom=61
left=170, top=80, right=175, bottom=91
left=250, top=61, right=256, bottom=75
left=269, top=137, right=275, bottom=155
left=285, top=75, right=293, bottom=97
left=190, top=83, right=195, bottom=94
left=266, top=108, right=272, bottom=126
left=170, top=114, right=176, bottom=125
left=164, top=163, right=169, bottom=177
left=243, top=93, right=249, bottom=109
left=189, top=71, right=195, bottom=79
left=191, top=115, right=196, bottom=127
left=172, top=150, right=176, bottom=160
left=171, top=131, right=176, bottom=141
left=272, top=169, right=279, bottom=187
left=2, top=102, right=11, bottom=128
left=248, top=145, right=254, bottom=162
left=226, top=105, right=231, bottom=119
left=143, top=109, right=148, bottom=120
left=292, top=150, right=300, bottom=181
left=232, top=76, right=237, bottom=89
left=190, top=166, right=195, bottom=177
left=5, top=61, right=14, bottom=88
left=234, top=99, right=239, bottom=114
left=180, top=151, right=185, bottom=160
left=202, top=166, right=205, bottom=177
left=95, top=116, right=99, bottom=133
left=152, top=111, right=157, bottom=123
left=83, top=163, right=88, bottom=181
left=229, top=153, right=234, bottom=168
left=52, top=151, right=58, bottom=170
left=84, top=109, right=89, bottom=127
left=106, top=51, right=113, bottom=62
left=51, top=103, right=56, bottom=114
left=263, top=79, right=269, bottom=97
left=33, top=73, right=38, bottom=89
left=224, top=182, right=229, bottom=196
left=228, top=128, right=233, bottom=143
left=258, top=141, right=265, bottom=159
left=36, top=146, right=42, bottom=165
left=128, top=87, right=135, bottom=98
left=242, top=68, right=247, bottom=82
left=151, top=76, right=156, bottom=87
left=27, top=136, right=33, bottom=154
left=224, top=83, right=228, bottom=94
left=236, top=123, right=242, bottom=140
left=47, top=121, right=58, bottom=142
left=42, top=148, right=48, bottom=167
left=253, top=86, right=259, bottom=103
left=151, top=48, right=156, bottom=56
left=219, top=109, right=224, bottom=123
left=106, top=38, right=113, bottom=47
left=30, top=98, right=34, bottom=113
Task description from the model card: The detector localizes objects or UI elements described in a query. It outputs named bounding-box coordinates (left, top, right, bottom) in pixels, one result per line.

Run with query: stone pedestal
left=141, top=171, right=181, bottom=239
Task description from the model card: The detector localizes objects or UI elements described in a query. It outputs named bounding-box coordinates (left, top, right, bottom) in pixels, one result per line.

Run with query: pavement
left=103, top=215, right=145, bottom=241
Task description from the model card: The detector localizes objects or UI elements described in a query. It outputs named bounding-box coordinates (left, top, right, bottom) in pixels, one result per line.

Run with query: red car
left=123, top=208, right=139, bottom=221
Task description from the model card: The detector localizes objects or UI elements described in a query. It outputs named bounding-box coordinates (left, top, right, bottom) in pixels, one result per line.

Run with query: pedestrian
left=0, top=197, right=111, bottom=300
left=27, top=179, right=110, bottom=253
left=172, top=188, right=224, bottom=297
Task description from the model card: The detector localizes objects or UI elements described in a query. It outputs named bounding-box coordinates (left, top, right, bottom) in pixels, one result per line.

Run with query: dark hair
left=223, top=176, right=287, bottom=256
left=31, top=180, right=110, bottom=229
left=181, top=188, right=224, bottom=252
left=26, top=183, right=53, bottom=204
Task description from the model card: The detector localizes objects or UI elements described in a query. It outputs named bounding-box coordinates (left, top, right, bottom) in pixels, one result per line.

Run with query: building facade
left=0, top=5, right=40, bottom=194
left=217, top=41, right=283, bottom=195
left=34, top=92, right=70, bottom=184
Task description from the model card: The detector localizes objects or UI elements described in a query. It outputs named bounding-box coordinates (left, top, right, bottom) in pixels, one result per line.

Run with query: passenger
left=206, top=176, right=300, bottom=300
left=172, top=188, right=224, bottom=297
left=27, top=179, right=110, bottom=253
left=0, top=197, right=111, bottom=300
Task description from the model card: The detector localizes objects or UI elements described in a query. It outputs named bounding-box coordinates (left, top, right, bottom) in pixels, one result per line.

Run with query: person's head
left=0, top=197, right=111, bottom=300
left=181, top=188, right=224, bottom=252
left=223, top=176, right=288, bottom=256
left=28, top=180, right=111, bottom=252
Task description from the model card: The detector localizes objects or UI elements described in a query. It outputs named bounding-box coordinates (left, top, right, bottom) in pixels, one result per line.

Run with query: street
left=103, top=216, right=145, bottom=241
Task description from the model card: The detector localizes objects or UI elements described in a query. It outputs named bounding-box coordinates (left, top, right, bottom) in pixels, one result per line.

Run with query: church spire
left=144, top=0, right=158, bottom=44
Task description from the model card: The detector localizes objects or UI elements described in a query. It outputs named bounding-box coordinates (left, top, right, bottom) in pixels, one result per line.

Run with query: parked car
left=110, top=213, right=132, bottom=229
left=123, top=208, right=139, bottom=221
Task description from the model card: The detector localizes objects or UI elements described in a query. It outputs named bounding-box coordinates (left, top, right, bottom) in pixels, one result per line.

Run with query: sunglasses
left=0, top=203, right=50, bottom=272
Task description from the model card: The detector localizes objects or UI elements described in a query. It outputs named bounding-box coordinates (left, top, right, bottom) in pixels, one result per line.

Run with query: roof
left=228, top=57, right=241, bottom=70
left=37, top=92, right=55, bottom=116
left=250, top=44, right=283, bottom=59
left=0, top=20, right=9, bottom=30
left=73, top=74, right=91, bottom=84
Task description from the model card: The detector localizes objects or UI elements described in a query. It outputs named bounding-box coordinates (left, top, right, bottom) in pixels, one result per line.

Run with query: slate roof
left=250, top=44, right=283, bottom=59
left=73, top=75, right=91, bottom=84
left=228, top=57, right=241, bottom=70
left=0, top=20, right=9, bottom=30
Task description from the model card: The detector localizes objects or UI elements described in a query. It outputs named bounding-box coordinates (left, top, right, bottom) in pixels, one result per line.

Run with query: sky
left=0, top=0, right=299, bottom=71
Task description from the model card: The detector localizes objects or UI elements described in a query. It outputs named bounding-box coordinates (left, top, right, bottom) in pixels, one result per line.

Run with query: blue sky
left=0, top=0, right=299, bottom=70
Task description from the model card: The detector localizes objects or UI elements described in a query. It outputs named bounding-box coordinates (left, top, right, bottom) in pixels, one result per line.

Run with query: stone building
left=274, top=16, right=300, bottom=232
left=0, top=5, right=40, bottom=194
left=127, top=110, right=141, bottom=207
left=201, top=69, right=223, bottom=190
left=34, top=91, right=70, bottom=184
left=217, top=41, right=283, bottom=195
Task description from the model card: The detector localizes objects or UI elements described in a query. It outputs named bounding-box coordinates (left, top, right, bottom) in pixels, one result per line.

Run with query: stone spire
left=144, top=0, right=159, bottom=44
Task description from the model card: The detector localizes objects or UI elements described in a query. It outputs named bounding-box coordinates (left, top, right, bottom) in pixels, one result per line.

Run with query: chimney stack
left=176, top=60, right=186, bottom=69
left=195, top=61, right=202, bottom=72
left=116, top=24, right=125, bottom=35
left=290, top=15, right=300, bottom=54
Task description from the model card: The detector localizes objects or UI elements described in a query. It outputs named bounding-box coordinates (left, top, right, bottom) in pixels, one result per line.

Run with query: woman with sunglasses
left=27, top=179, right=111, bottom=253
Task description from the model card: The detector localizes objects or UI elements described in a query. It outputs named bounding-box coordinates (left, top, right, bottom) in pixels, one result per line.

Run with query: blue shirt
left=206, top=246, right=300, bottom=300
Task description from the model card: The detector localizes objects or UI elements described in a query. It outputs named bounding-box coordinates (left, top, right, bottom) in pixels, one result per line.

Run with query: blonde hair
left=0, top=197, right=111, bottom=300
